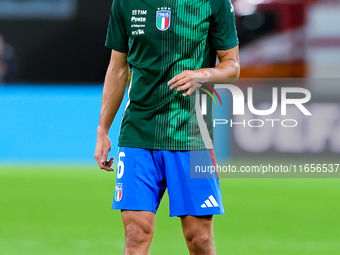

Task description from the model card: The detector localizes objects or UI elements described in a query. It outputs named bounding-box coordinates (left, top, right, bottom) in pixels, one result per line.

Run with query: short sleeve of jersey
left=209, top=0, right=239, bottom=50
left=105, top=0, right=129, bottom=53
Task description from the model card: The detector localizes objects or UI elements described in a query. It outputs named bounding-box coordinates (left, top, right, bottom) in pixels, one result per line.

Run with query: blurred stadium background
left=1, top=0, right=340, bottom=254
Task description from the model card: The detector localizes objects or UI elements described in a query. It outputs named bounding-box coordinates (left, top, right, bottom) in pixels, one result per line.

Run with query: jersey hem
left=118, top=141, right=211, bottom=151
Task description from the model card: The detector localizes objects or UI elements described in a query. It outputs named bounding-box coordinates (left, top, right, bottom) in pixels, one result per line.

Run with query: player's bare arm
left=94, top=50, right=129, bottom=171
left=168, top=45, right=240, bottom=96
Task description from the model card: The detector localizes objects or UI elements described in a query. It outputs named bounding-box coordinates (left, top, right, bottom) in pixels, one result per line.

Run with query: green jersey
left=105, top=0, right=238, bottom=151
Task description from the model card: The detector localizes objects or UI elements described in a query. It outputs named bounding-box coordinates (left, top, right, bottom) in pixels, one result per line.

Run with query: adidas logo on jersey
left=201, top=195, right=219, bottom=208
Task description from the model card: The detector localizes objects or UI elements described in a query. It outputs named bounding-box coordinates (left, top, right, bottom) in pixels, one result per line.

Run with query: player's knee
left=185, top=230, right=212, bottom=252
left=124, top=220, right=153, bottom=247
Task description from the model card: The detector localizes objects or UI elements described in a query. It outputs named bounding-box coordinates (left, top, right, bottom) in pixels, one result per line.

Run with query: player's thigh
left=122, top=210, right=156, bottom=238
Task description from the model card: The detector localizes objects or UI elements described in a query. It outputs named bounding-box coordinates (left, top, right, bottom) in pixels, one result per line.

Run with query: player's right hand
left=94, top=128, right=114, bottom=172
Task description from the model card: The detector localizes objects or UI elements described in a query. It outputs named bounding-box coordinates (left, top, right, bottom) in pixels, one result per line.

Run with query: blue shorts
left=112, top=147, right=224, bottom=217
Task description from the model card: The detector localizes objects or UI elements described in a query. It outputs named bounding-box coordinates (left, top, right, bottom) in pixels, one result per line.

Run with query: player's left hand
left=168, top=70, right=203, bottom=97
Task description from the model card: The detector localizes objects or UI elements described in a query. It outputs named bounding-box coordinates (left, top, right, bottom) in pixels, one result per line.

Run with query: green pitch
left=1, top=163, right=340, bottom=255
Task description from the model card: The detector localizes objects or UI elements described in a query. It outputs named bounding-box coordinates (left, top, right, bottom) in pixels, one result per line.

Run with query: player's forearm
left=97, top=63, right=129, bottom=135
left=199, top=46, right=240, bottom=81
left=198, top=58, right=240, bottom=81
left=168, top=46, right=240, bottom=95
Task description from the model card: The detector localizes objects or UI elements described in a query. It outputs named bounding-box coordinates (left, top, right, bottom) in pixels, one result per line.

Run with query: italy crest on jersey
left=156, top=10, right=171, bottom=31
left=114, top=184, right=123, bottom=202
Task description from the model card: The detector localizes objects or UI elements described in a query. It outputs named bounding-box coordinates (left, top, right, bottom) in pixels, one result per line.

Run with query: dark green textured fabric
left=105, top=0, right=238, bottom=150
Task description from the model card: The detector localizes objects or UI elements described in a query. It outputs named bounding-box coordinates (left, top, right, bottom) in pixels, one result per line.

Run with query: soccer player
left=94, top=0, right=240, bottom=254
